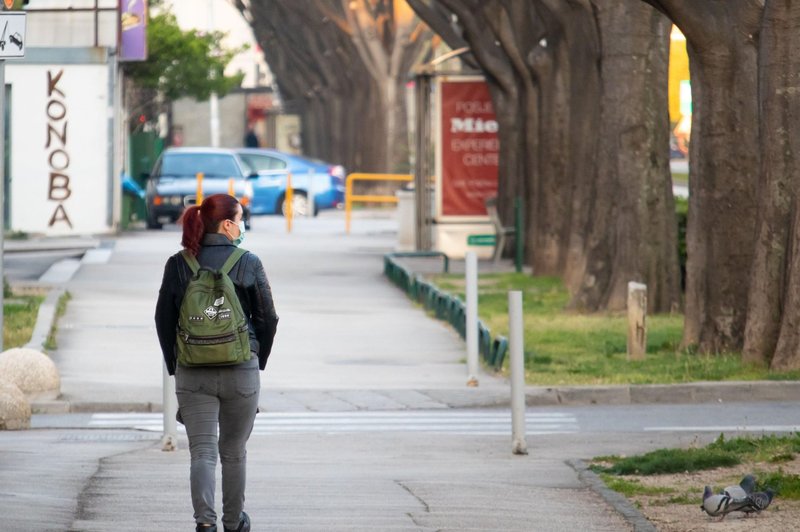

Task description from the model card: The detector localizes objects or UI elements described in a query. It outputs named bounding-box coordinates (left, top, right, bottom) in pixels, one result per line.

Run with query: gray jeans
left=175, top=357, right=260, bottom=529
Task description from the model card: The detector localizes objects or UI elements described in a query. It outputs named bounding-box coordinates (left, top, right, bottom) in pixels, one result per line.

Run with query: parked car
left=144, top=148, right=254, bottom=230
left=235, top=148, right=345, bottom=216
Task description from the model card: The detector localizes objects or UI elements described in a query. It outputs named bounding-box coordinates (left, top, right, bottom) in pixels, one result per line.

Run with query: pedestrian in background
left=155, top=194, right=279, bottom=532
left=244, top=124, right=259, bottom=148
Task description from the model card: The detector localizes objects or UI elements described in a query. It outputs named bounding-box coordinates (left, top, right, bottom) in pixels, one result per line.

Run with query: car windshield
left=239, top=153, right=287, bottom=172
left=159, top=153, right=241, bottom=178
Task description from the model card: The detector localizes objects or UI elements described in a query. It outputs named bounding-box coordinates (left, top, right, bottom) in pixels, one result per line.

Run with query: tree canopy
left=123, top=10, right=244, bottom=102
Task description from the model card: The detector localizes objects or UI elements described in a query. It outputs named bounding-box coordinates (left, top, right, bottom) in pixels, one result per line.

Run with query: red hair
left=179, top=194, right=241, bottom=256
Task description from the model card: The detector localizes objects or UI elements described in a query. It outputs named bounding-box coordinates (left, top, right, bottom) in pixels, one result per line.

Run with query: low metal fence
left=384, top=252, right=508, bottom=371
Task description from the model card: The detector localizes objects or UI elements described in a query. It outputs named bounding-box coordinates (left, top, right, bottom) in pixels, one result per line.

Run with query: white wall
left=6, top=64, right=111, bottom=235
left=25, top=0, right=119, bottom=48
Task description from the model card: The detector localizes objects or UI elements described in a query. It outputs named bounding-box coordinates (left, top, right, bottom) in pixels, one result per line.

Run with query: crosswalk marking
left=88, top=411, right=579, bottom=436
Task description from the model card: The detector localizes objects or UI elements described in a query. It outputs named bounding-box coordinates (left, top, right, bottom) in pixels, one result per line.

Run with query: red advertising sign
left=439, top=79, right=499, bottom=217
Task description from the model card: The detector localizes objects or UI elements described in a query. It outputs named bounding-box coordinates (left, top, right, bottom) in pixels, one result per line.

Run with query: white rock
left=0, top=348, right=61, bottom=400
left=0, top=380, right=31, bottom=430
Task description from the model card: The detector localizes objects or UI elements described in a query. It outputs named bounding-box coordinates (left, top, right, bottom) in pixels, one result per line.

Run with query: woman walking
left=155, top=194, right=278, bottom=531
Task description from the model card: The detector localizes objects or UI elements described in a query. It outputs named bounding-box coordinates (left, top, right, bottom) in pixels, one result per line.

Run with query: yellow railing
left=345, top=173, right=412, bottom=233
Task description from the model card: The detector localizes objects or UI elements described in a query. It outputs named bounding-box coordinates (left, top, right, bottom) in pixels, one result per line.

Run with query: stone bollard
left=0, top=380, right=32, bottom=430
left=0, top=348, right=61, bottom=401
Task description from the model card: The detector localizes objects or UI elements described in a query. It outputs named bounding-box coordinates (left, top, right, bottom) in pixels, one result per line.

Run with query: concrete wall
left=25, top=0, right=119, bottom=48
left=172, top=93, right=247, bottom=148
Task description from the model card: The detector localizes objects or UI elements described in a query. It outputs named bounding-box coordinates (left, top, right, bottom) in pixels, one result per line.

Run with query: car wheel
left=280, top=192, right=310, bottom=217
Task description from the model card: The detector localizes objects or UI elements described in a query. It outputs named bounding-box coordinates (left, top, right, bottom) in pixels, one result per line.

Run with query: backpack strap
left=180, top=250, right=201, bottom=274
left=221, top=247, right=248, bottom=275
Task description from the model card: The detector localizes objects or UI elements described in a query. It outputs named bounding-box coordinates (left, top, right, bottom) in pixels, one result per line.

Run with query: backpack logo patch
left=204, top=306, right=219, bottom=320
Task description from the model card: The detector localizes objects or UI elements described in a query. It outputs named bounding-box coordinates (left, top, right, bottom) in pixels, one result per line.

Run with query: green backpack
left=177, top=248, right=251, bottom=367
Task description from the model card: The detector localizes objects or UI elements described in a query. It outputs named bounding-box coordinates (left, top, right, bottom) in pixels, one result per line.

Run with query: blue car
left=235, top=148, right=345, bottom=216
left=145, top=148, right=254, bottom=229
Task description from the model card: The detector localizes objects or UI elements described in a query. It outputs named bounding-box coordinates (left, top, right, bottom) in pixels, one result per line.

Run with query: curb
left=529, top=380, right=800, bottom=406
left=29, top=380, right=800, bottom=414
left=25, top=287, right=65, bottom=351
left=568, top=459, right=658, bottom=532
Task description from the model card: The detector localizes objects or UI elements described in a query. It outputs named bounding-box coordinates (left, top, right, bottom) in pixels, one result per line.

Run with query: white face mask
left=232, top=220, right=246, bottom=246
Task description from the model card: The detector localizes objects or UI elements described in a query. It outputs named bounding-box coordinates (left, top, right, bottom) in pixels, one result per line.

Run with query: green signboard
left=467, top=234, right=496, bottom=246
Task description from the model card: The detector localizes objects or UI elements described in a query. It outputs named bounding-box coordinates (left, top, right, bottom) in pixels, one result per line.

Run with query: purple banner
left=119, top=0, right=147, bottom=61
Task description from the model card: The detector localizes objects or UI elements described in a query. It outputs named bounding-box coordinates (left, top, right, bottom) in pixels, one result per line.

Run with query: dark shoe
left=224, top=511, right=250, bottom=532
left=196, top=524, right=217, bottom=532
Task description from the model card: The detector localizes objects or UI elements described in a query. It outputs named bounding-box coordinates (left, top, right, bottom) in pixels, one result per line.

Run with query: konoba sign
left=7, top=64, right=112, bottom=234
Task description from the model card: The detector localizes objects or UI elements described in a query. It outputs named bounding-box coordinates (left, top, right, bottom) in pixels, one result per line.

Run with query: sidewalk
left=0, top=210, right=791, bottom=531
left=22, top=213, right=800, bottom=413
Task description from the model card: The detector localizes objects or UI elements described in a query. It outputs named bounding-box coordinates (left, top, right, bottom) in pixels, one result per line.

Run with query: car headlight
left=170, top=195, right=183, bottom=206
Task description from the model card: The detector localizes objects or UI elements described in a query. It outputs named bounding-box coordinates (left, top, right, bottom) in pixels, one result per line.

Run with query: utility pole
left=208, top=0, right=219, bottom=147
left=0, top=4, right=27, bottom=351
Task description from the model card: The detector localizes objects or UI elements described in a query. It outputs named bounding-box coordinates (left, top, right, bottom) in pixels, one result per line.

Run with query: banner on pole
left=437, top=78, right=499, bottom=219
left=119, top=0, right=147, bottom=62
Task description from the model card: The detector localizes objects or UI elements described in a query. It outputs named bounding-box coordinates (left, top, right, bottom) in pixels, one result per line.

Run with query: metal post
left=345, top=174, right=352, bottom=234
left=196, top=172, right=204, bottom=205
left=509, top=290, right=528, bottom=455
left=465, top=251, right=479, bottom=387
left=210, top=92, right=220, bottom=147
left=285, top=172, right=293, bottom=233
left=514, top=197, right=524, bottom=274
left=208, top=0, right=220, bottom=148
left=0, top=60, right=5, bottom=351
left=307, top=168, right=315, bottom=217
left=414, top=72, right=432, bottom=250
left=161, top=363, right=178, bottom=451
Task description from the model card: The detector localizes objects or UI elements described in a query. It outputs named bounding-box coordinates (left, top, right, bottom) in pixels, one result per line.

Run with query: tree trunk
left=236, top=1, right=428, bottom=175
left=642, top=0, right=762, bottom=352
left=681, top=46, right=759, bottom=351
left=414, top=0, right=679, bottom=314
left=570, top=0, right=680, bottom=313
left=745, top=1, right=800, bottom=369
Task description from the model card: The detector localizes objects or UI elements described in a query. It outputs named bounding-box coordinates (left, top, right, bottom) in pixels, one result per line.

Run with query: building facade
left=6, top=0, right=124, bottom=235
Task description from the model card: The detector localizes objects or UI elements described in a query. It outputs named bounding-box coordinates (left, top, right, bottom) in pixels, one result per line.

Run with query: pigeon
left=739, top=488, right=776, bottom=515
left=723, top=474, right=756, bottom=499
left=700, top=486, right=751, bottom=519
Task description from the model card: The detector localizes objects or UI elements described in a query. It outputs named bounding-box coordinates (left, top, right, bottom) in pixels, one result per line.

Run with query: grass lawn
left=430, top=273, right=800, bottom=385
left=589, top=434, right=800, bottom=530
left=4, top=294, right=44, bottom=349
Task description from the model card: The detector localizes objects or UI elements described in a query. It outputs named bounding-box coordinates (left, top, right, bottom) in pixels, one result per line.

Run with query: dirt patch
left=614, top=459, right=800, bottom=531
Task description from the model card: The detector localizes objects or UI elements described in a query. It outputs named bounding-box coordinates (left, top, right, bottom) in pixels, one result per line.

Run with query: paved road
left=34, top=401, right=800, bottom=436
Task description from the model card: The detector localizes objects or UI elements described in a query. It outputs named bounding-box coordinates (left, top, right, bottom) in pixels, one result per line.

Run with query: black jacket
left=155, top=233, right=279, bottom=375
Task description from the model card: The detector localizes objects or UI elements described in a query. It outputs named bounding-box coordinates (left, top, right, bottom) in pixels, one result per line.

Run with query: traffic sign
left=0, top=12, right=24, bottom=58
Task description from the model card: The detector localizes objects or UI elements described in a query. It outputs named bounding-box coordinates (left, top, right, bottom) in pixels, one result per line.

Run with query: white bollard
left=509, top=290, right=528, bottom=455
left=465, top=252, right=479, bottom=387
left=162, top=363, right=178, bottom=451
